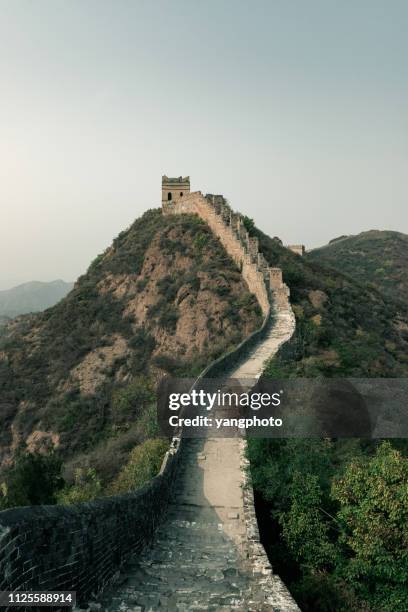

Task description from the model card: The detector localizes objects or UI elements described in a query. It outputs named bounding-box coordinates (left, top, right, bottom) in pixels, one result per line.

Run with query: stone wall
left=241, top=440, right=300, bottom=610
left=164, top=190, right=299, bottom=610
left=0, top=438, right=182, bottom=607
left=163, top=191, right=291, bottom=316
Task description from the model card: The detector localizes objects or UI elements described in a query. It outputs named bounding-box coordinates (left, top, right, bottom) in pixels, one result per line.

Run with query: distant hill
left=306, top=230, right=408, bottom=304
left=239, top=227, right=408, bottom=379
left=0, top=280, right=74, bottom=318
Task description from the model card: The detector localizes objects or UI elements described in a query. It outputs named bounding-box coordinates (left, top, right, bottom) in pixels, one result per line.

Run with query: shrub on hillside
left=109, top=438, right=168, bottom=494
left=0, top=452, right=63, bottom=509
left=111, top=377, right=156, bottom=420
left=158, top=305, right=179, bottom=332
left=152, top=353, right=187, bottom=375
left=242, top=216, right=255, bottom=234
left=57, top=467, right=102, bottom=505
left=128, top=327, right=156, bottom=373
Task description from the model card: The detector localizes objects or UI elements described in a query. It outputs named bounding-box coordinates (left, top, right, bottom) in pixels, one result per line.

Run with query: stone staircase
left=99, top=309, right=298, bottom=611
left=230, top=309, right=295, bottom=379
left=100, top=436, right=298, bottom=611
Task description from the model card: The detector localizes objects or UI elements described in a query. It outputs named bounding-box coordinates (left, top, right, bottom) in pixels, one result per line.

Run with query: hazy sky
left=1, top=1, right=407, bottom=289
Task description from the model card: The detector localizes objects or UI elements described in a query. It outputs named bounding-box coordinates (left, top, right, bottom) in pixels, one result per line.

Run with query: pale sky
left=1, top=0, right=407, bottom=289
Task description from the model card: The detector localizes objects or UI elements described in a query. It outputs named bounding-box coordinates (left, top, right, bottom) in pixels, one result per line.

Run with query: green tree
left=57, top=468, right=102, bottom=505
left=242, top=216, right=255, bottom=234
left=110, top=438, right=168, bottom=494
left=281, top=471, right=337, bottom=570
left=247, top=438, right=335, bottom=514
left=333, top=442, right=408, bottom=610
left=0, top=452, right=63, bottom=509
left=112, top=376, right=156, bottom=419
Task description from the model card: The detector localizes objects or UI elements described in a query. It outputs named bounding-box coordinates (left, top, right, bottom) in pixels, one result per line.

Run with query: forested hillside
left=245, top=222, right=408, bottom=612
left=306, top=230, right=408, bottom=305
left=248, top=226, right=408, bottom=379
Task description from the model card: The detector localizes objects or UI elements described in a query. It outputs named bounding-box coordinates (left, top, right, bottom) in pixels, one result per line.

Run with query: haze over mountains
left=0, top=280, right=73, bottom=318
left=307, top=230, right=408, bottom=304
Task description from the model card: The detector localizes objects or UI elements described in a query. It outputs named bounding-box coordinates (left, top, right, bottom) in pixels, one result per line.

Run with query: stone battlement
left=162, top=190, right=291, bottom=316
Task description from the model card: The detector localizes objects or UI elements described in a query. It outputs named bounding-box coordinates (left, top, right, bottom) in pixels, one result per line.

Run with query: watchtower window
left=167, top=192, right=172, bottom=201
left=180, top=192, right=183, bottom=197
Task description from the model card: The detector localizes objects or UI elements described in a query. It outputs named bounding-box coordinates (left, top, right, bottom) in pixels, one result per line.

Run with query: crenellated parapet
left=162, top=189, right=291, bottom=316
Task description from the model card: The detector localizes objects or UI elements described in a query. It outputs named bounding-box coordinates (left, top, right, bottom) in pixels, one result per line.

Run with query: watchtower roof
left=162, top=176, right=190, bottom=184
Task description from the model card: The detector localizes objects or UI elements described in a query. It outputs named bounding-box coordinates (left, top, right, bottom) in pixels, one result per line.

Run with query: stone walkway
left=99, top=309, right=298, bottom=611
left=229, top=309, right=295, bottom=380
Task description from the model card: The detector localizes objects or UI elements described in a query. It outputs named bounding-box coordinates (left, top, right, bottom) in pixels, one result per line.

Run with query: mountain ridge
left=0, top=279, right=74, bottom=318
left=310, top=228, right=407, bottom=251
left=306, top=229, right=408, bottom=304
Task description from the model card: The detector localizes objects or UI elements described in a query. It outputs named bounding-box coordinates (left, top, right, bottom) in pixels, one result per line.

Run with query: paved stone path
left=99, top=309, right=298, bottom=611
left=230, top=310, right=295, bottom=380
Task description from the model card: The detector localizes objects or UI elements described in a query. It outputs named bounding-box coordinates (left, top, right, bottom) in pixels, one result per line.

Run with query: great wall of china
left=162, top=188, right=290, bottom=315
left=0, top=177, right=300, bottom=610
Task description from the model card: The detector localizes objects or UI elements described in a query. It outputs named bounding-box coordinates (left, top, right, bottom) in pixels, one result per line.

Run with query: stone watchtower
left=162, top=176, right=190, bottom=207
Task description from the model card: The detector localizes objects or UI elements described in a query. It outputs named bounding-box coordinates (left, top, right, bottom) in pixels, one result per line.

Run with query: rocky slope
left=306, top=230, right=408, bottom=305
left=0, top=210, right=262, bottom=484
left=0, top=280, right=74, bottom=318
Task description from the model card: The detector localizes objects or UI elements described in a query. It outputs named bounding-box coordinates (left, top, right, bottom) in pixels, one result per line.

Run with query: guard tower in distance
left=162, top=176, right=190, bottom=207
left=286, top=244, right=306, bottom=256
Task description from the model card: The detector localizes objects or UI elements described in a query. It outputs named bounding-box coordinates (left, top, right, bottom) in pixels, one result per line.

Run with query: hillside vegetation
left=245, top=223, right=408, bottom=612
left=306, top=230, right=408, bottom=305
left=0, top=209, right=262, bottom=500
left=0, top=280, right=74, bottom=317
left=246, top=228, right=408, bottom=379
